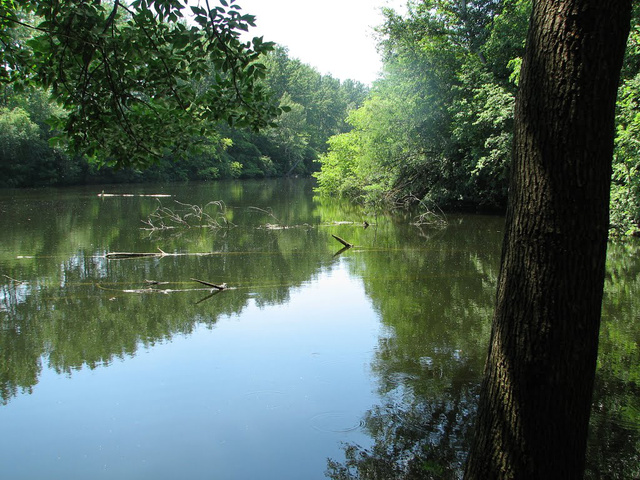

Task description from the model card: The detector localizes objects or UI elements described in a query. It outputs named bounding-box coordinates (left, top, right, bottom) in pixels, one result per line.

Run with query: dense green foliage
left=612, top=19, right=640, bottom=235
left=0, top=17, right=367, bottom=185
left=1, top=0, right=286, bottom=167
left=0, top=1, right=366, bottom=184
left=3, top=0, right=639, bottom=234
left=218, top=46, right=368, bottom=179
left=315, top=0, right=522, bottom=210
left=315, top=0, right=640, bottom=235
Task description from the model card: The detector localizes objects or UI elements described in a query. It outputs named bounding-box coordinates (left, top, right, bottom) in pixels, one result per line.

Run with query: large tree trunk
left=464, top=1, right=632, bottom=478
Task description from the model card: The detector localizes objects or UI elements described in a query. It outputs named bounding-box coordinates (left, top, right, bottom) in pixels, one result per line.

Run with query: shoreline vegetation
left=1, top=1, right=639, bottom=235
left=312, top=0, right=640, bottom=237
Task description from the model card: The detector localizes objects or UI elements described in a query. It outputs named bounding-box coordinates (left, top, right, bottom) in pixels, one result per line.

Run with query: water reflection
left=326, top=216, right=501, bottom=480
left=326, top=233, right=640, bottom=480
left=0, top=181, right=327, bottom=400
left=586, top=242, right=640, bottom=479
left=0, top=180, right=638, bottom=479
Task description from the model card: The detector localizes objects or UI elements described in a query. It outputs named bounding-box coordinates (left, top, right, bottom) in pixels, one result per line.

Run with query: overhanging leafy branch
left=1, top=0, right=282, bottom=167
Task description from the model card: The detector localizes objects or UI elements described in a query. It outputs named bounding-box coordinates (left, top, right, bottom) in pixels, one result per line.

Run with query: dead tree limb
left=331, top=234, right=353, bottom=248
left=105, top=249, right=222, bottom=260
left=190, top=278, right=227, bottom=290
left=105, top=252, right=163, bottom=259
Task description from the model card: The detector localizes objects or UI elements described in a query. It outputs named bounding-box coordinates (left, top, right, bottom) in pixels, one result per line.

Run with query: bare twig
left=247, top=206, right=281, bottom=224
left=406, top=194, right=448, bottom=228
left=142, top=200, right=235, bottom=231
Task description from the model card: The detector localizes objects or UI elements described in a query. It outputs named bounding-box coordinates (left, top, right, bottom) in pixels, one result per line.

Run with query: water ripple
left=309, top=411, right=365, bottom=433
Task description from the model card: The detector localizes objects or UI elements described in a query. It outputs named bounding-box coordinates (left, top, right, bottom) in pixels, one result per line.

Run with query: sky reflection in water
left=1, top=261, right=381, bottom=480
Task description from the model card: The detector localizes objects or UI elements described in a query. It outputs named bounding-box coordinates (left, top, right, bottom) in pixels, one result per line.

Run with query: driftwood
left=105, top=247, right=169, bottom=259
left=3, top=274, right=27, bottom=285
left=97, top=284, right=210, bottom=295
left=190, top=278, right=228, bottom=290
left=98, top=193, right=172, bottom=198
left=331, top=234, right=353, bottom=248
left=331, top=234, right=354, bottom=258
left=321, top=221, right=371, bottom=228
left=105, top=248, right=220, bottom=259
left=106, top=252, right=163, bottom=259
left=97, top=279, right=230, bottom=303
left=122, top=287, right=183, bottom=294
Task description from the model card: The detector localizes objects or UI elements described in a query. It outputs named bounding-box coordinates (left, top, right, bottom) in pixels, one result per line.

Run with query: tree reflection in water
left=326, top=385, right=479, bottom=479
left=327, top=238, right=640, bottom=480
left=0, top=181, right=637, bottom=478
left=327, top=214, right=500, bottom=479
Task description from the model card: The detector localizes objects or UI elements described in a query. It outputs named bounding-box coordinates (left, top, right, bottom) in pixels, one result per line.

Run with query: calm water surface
left=0, top=179, right=638, bottom=479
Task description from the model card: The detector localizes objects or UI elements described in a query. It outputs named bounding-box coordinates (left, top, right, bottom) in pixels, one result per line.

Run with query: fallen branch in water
left=105, top=248, right=221, bottom=259
left=318, top=221, right=371, bottom=228
left=96, top=282, right=231, bottom=297
left=331, top=234, right=353, bottom=249
left=97, top=283, right=212, bottom=295
left=105, top=251, right=164, bottom=259
left=247, top=206, right=281, bottom=224
left=142, top=200, right=235, bottom=231
left=105, top=247, right=171, bottom=259
left=98, top=193, right=172, bottom=198
left=404, top=194, right=448, bottom=228
left=257, top=223, right=313, bottom=231
left=3, top=274, right=27, bottom=285
left=190, top=278, right=228, bottom=290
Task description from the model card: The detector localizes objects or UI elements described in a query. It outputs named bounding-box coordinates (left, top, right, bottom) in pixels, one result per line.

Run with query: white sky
left=233, top=0, right=407, bottom=85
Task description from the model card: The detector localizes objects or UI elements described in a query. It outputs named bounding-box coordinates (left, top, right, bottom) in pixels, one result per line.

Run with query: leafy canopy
left=0, top=0, right=282, bottom=168
left=315, top=0, right=525, bottom=209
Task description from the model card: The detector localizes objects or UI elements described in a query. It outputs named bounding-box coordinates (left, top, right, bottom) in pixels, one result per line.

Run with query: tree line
left=0, top=45, right=367, bottom=186
left=0, top=1, right=367, bottom=187
left=4, top=0, right=637, bottom=236
left=314, top=0, right=640, bottom=236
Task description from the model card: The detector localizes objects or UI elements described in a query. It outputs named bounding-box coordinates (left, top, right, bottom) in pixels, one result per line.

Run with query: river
left=0, top=179, right=638, bottom=479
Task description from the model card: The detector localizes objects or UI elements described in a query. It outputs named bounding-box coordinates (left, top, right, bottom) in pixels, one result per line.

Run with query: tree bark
left=464, top=1, right=632, bottom=478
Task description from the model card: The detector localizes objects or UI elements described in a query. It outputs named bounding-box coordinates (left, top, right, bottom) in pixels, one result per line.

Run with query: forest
left=2, top=0, right=639, bottom=235
left=1, top=0, right=367, bottom=184
left=0, top=44, right=368, bottom=185
left=314, top=0, right=640, bottom=236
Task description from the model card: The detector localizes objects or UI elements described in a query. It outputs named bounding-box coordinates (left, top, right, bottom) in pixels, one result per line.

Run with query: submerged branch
left=247, top=206, right=282, bottom=224
left=105, top=251, right=164, bottom=259
left=405, top=194, right=448, bottom=228
left=105, top=249, right=220, bottom=259
left=2, top=275, right=27, bottom=285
